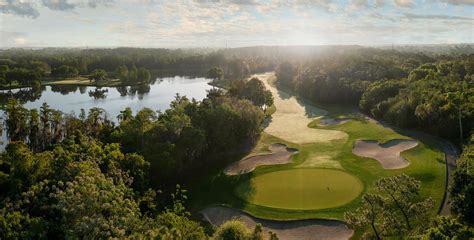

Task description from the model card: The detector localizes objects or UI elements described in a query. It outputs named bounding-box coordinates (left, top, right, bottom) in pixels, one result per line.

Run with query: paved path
left=438, top=140, right=458, bottom=215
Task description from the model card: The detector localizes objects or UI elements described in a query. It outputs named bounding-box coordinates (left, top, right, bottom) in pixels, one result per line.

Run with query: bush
left=213, top=220, right=250, bottom=240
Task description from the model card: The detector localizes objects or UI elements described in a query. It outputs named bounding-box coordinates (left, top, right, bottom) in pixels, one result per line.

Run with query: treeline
left=450, top=135, right=474, bottom=225
left=276, top=49, right=474, bottom=141
left=3, top=99, right=114, bottom=151
left=0, top=47, right=272, bottom=88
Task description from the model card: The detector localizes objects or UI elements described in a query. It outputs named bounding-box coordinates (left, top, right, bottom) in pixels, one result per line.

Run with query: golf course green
left=236, top=169, right=363, bottom=210
left=193, top=72, right=445, bottom=222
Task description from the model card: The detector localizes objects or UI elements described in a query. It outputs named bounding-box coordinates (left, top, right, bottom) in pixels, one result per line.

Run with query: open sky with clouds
left=0, top=0, right=473, bottom=48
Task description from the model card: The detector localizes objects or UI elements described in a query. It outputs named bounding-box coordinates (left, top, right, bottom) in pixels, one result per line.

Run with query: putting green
left=236, top=169, right=363, bottom=210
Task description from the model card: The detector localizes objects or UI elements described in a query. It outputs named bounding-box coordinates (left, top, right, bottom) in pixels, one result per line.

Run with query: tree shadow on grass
left=234, top=175, right=256, bottom=202
left=274, top=83, right=292, bottom=101
left=409, top=172, right=437, bottom=183
left=198, top=172, right=256, bottom=211
left=261, top=115, right=273, bottom=129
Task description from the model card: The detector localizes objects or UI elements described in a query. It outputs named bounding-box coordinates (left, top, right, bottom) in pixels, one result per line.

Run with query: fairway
left=259, top=73, right=348, bottom=144
left=236, top=169, right=363, bottom=210
left=191, top=72, right=446, bottom=222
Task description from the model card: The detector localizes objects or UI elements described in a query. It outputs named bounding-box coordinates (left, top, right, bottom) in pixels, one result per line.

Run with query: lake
left=0, top=75, right=214, bottom=147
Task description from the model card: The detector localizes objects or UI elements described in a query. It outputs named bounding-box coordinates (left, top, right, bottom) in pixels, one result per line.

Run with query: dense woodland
left=275, top=48, right=473, bottom=142
left=0, top=46, right=473, bottom=239
left=0, top=48, right=264, bottom=89
left=0, top=78, right=276, bottom=238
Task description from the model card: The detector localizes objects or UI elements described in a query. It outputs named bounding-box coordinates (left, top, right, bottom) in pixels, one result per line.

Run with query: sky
left=0, top=0, right=473, bottom=48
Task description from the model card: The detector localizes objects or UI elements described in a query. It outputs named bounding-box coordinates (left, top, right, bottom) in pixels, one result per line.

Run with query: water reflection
left=88, top=88, right=109, bottom=99
left=0, top=86, right=44, bottom=105
left=0, top=76, right=213, bottom=120
left=0, top=75, right=214, bottom=150
left=51, top=85, right=80, bottom=95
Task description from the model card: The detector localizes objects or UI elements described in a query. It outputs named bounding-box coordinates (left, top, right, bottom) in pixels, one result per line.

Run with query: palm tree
left=117, top=107, right=133, bottom=123
left=28, top=109, right=40, bottom=151
left=40, top=102, right=52, bottom=148
left=51, top=110, right=63, bottom=144
left=87, top=107, right=106, bottom=138
left=4, top=98, right=28, bottom=142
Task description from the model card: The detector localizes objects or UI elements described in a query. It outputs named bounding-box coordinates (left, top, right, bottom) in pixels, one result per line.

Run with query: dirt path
left=201, top=206, right=353, bottom=240
left=224, top=143, right=298, bottom=175
left=352, top=139, right=418, bottom=169
left=256, top=73, right=347, bottom=144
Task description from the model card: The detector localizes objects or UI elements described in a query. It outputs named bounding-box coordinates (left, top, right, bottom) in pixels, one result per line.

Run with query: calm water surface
left=0, top=76, right=213, bottom=147
left=4, top=76, right=213, bottom=119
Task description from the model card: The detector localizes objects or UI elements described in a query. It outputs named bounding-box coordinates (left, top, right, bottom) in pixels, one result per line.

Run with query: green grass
left=189, top=115, right=445, bottom=221
left=320, top=117, right=446, bottom=207
left=43, top=77, right=123, bottom=87
left=189, top=75, right=446, bottom=222
left=235, top=168, right=363, bottom=210
left=0, top=77, right=126, bottom=90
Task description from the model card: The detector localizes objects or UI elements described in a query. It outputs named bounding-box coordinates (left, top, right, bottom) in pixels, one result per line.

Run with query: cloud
left=42, top=0, right=76, bottom=11
left=0, top=0, right=114, bottom=18
left=194, top=0, right=257, bottom=4
left=350, top=0, right=369, bottom=8
left=192, top=0, right=336, bottom=12
left=404, top=12, right=474, bottom=20
left=441, top=0, right=474, bottom=6
left=375, top=0, right=386, bottom=7
left=87, top=0, right=114, bottom=8
left=0, top=31, right=28, bottom=46
left=0, top=0, right=39, bottom=18
left=14, top=37, right=26, bottom=45
left=394, top=0, right=415, bottom=7
left=1, top=0, right=473, bottom=47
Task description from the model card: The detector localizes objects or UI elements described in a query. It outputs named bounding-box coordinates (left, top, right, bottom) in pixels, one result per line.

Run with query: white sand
left=224, top=143, right=298, bottom=175
left=201, top=206, right=353, bottom=240
left=352, top=139, right=418, bottom=169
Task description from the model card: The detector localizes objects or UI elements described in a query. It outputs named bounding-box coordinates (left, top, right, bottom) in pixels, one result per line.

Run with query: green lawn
left=43, top=77, right=123, bottom=87
left=190, top=116, right=445, bottom=221
left=235, top=168, right=363, bottom=210
left=189, top=77, right=446, bottom=222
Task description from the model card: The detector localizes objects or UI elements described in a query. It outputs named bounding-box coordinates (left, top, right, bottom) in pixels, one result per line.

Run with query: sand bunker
left=225, top=143, right=298, bottom=175
left=201, top=206, right=353, bottom=240
left=257, top=73, right=347, bottom=144
left=352, top=139, right=418, bottom=169
left=319, top=118, right=350, bottom=126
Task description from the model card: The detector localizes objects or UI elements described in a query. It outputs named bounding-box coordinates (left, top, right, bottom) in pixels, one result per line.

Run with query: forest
left=0, top=46, right=472, bottom=239
left=275, top=48, right=473, bottom=142
left=0, top=77, right=276, bottom=238
left=0, top=48, right=261, bottom=89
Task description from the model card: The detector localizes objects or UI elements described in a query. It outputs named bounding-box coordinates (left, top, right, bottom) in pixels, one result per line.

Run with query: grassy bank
left=42, top=77, right=123, bottom=87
